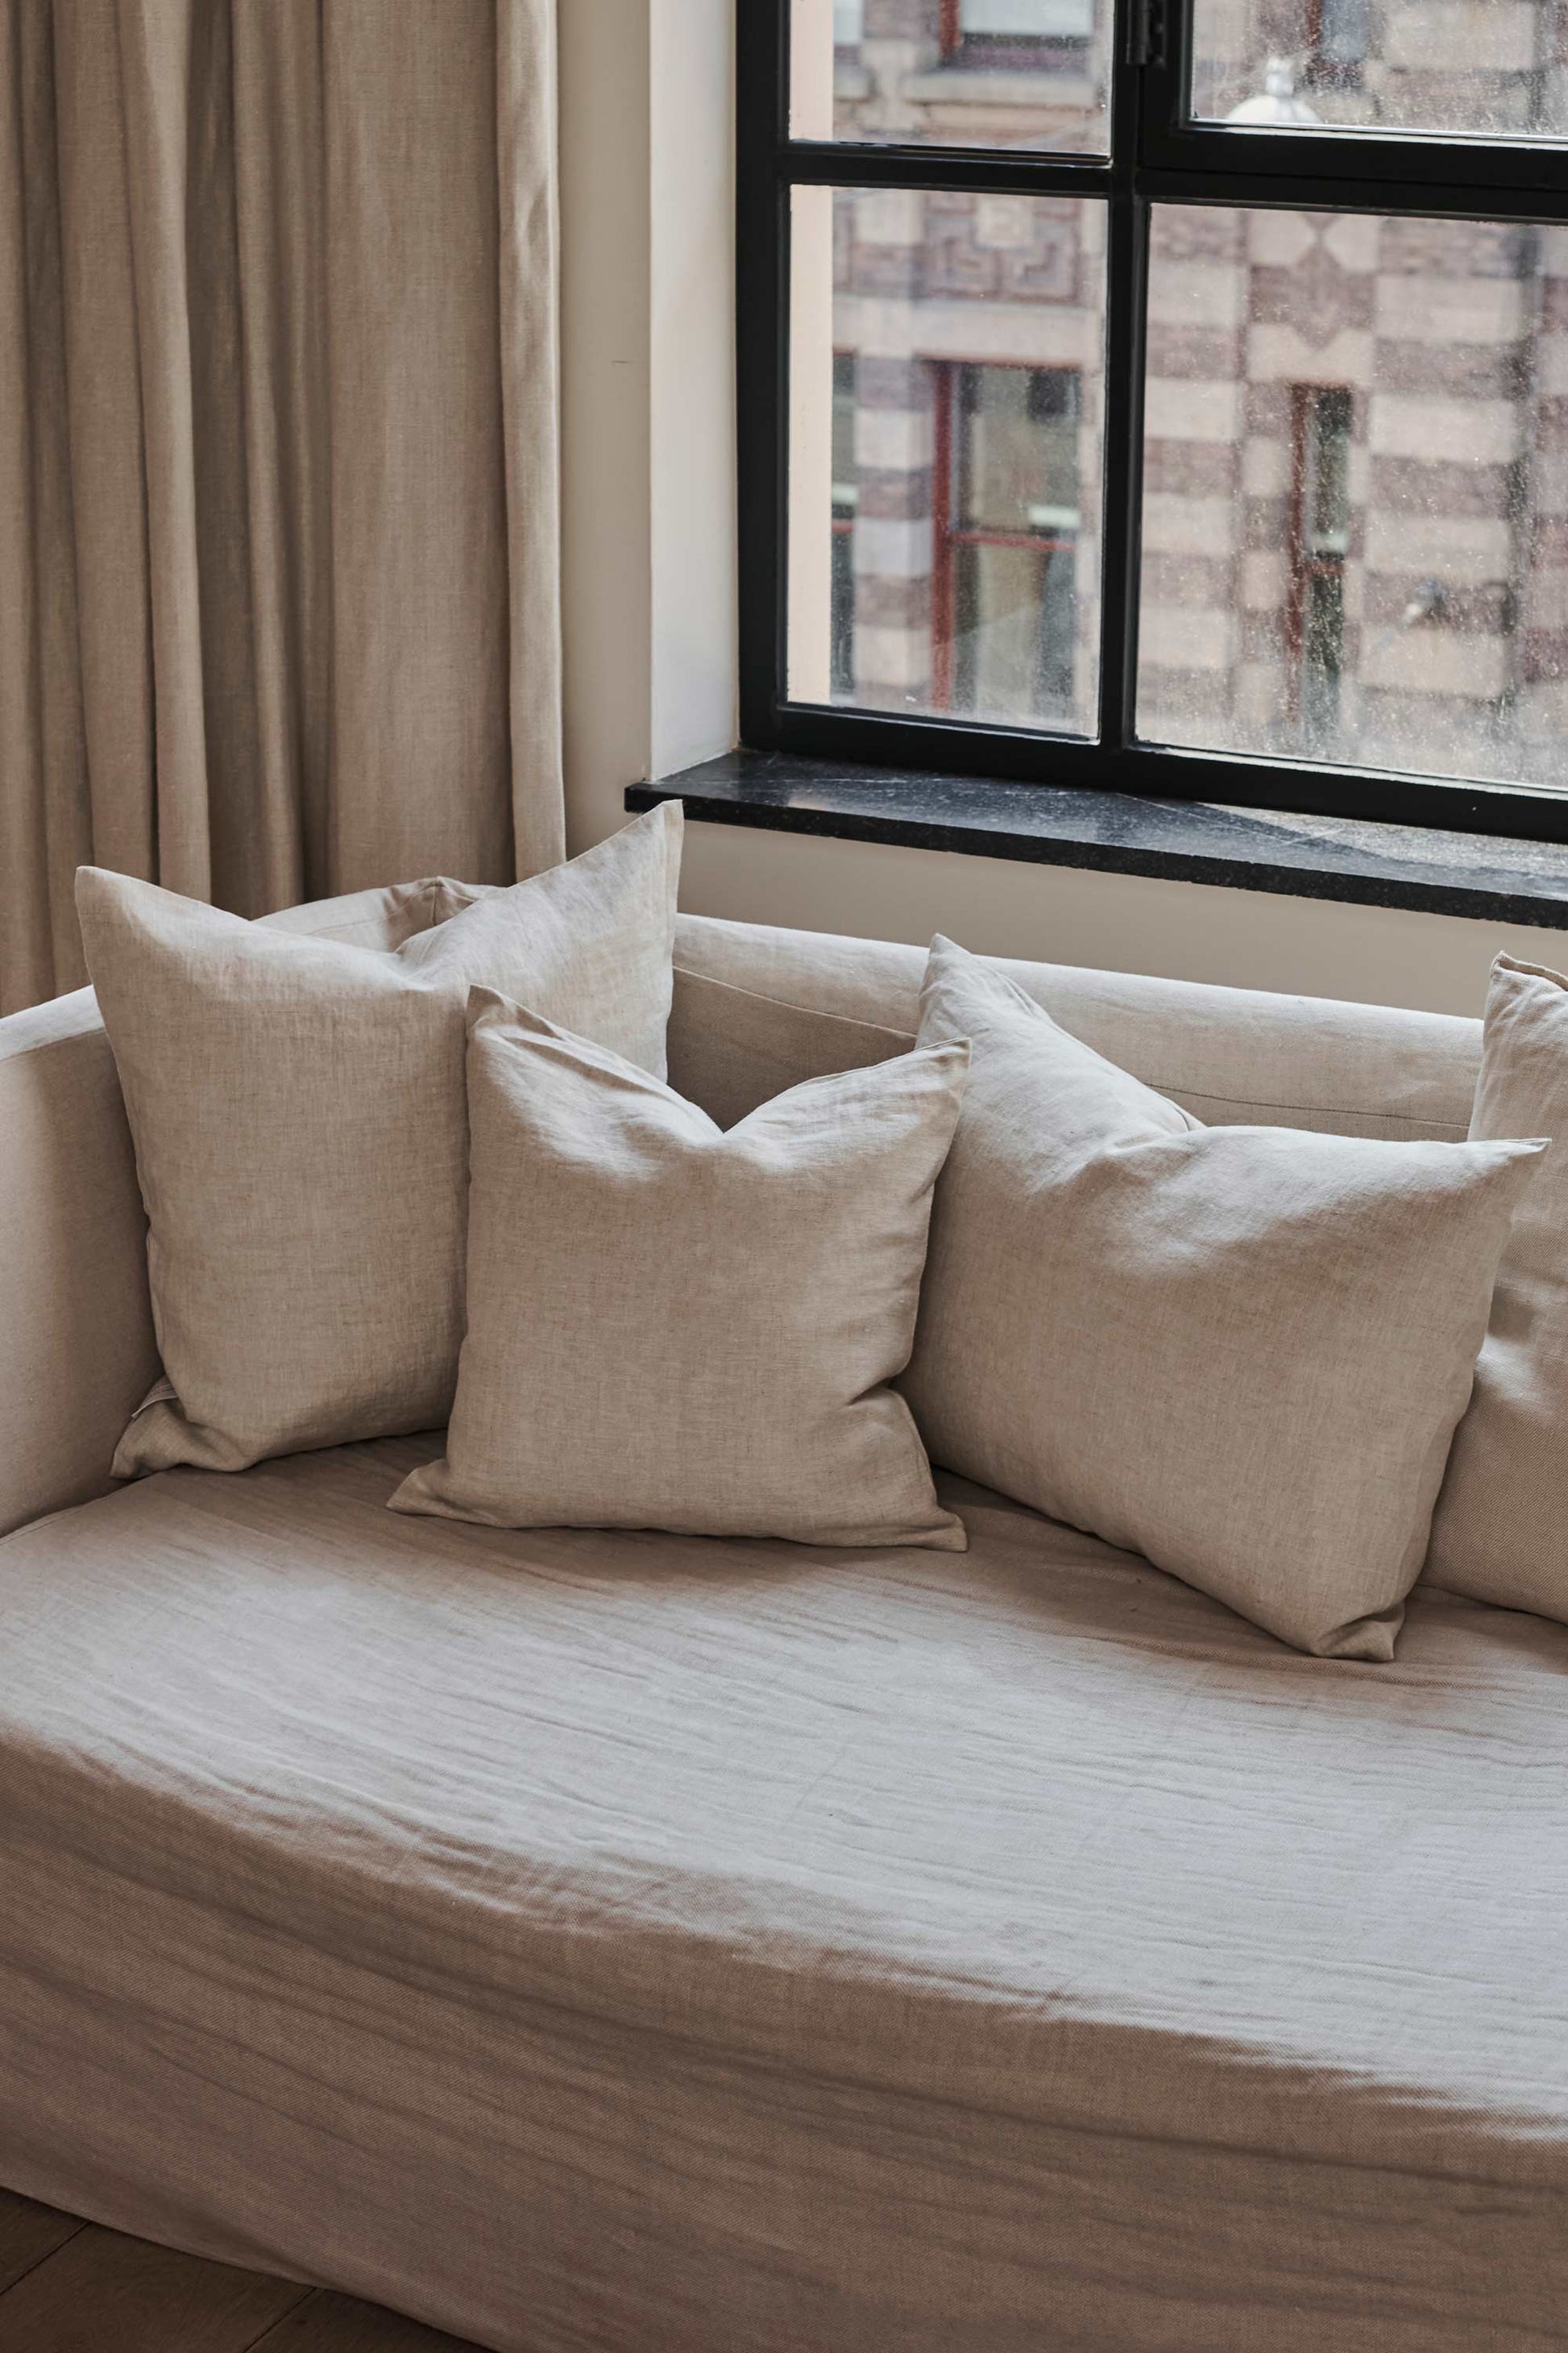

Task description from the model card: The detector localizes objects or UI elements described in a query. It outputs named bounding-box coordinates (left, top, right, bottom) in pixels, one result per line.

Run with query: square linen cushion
left=390, top=988, right=969, bottom=1549
left=902, top=937, right=1543, bottom=1660
left=1425, top=955, right=1568, bottom=1620
left=77, top=803, right=682, bottom=1477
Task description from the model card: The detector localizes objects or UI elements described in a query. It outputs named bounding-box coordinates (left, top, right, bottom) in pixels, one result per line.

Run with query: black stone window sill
left=627, top=752, right=1568, bottom=934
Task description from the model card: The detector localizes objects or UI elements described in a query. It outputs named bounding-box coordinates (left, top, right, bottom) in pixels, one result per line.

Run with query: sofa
left=1, top=878, right=1565, bottom=2353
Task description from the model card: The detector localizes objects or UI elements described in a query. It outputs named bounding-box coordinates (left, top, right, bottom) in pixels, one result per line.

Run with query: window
left=749, top=0, right=1568, bottom=841
left=936, top=364, right=1083, bottom=722
left=831, top=351, right=858, bottom=693
left=942, top=0, right=1097, bottom=56
left=1291, top=385, right=1353, bottom=747
left=1303, top=0, right=1370, bottom=93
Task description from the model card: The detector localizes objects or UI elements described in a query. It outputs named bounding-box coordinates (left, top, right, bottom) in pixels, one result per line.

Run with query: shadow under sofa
left=1, top=882, right=1565, bottom=2353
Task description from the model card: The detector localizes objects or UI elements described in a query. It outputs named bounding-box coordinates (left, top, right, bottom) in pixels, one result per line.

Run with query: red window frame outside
left=1285, top=382, right=1352, bottom=724
left=1300, top=0, right=1369, bottom=90
left=941, top=1, right=1089, bottom=57
left=930, top=357, right=1084, bottom=714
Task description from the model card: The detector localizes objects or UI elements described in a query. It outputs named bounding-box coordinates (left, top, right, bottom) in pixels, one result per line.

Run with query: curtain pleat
left=497, top=0, right=564, bottom=878
left=0, top=0, right=562, bottom=1016
left=0, top=2, right=90, bottom=1011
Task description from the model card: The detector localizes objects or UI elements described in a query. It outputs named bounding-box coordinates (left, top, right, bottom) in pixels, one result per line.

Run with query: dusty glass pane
left=791, top=0, right=1110, bottom=157
left=789, top=187, right=1106, bottom=735
left=1135, top=207, right=1568, bottom=792
left=1190, top=0, right=1568, bottom=142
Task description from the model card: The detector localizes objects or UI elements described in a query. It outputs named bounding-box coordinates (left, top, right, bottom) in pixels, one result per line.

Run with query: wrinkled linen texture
left=392, top=990, right=967, bottom=1548
left=902, top=938, right=1544, bottom=1658
left=1426, top=955, right=1568, bottom=1620
left=76, top=804, right=681, bottom=1478
left=1, top=1439, right=1566, bottom=2351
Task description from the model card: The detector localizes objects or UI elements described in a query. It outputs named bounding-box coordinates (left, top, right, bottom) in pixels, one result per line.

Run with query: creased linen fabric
left=0, top=0, right=561, bottom=1018
left=1425, top=955, right=1568, bottom=1619
left=3, top=1438, right=1568, bottom=2350
left=392, top=990, right=967, bottom=1548
left=904, top=937, right=1543, bottom=1659
left=78, top=804, right=682, bottom=1479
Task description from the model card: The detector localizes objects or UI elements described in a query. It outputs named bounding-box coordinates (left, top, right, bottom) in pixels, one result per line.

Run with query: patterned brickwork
left=821, top=0, right=1568, bottom=782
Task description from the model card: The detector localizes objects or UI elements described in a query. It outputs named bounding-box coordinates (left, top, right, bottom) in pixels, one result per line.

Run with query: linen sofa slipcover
left=4, top=1434, right=1567, bottom=2352
left=4, top=878, right=1558, bottom=2352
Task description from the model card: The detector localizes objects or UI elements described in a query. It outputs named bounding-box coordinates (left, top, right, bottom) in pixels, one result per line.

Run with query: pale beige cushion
left=392, top=989, right=968, bottom=1548
left=0, top=877, right=464, bottom=1542
left=903, top=938, right=1544, bottom=1660
left=1425, top=955, right=1568, bottom=1620
left=77, top=805, right=682, bottom=1478
left=666, top=965, right=914, bottom=1128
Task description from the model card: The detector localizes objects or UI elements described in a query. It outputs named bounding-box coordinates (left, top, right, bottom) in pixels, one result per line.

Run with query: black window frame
left=737, top=0, right=1568, bottom=845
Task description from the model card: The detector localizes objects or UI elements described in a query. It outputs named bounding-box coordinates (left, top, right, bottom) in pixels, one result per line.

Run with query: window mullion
left=1095, top=189, right=1147, bottom=750
left=1095, top=4, right=1149, bottom=752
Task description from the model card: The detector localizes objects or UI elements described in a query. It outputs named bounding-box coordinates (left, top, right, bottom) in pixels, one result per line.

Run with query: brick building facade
left=819, top=0, right=1568, bottom=787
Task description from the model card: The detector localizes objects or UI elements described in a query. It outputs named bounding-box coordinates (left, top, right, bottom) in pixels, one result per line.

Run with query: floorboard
left=248, top=2288, right=487, bottom=2351
left=0, top=2191, right=84, bottom=2297
left=0, top=2218, right=312, bottom=2351
left=0, top=2196, right=489, bottom=2353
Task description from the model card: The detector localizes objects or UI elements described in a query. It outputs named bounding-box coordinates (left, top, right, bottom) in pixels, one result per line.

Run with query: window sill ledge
left=627, top=753, right=1568, bottom=933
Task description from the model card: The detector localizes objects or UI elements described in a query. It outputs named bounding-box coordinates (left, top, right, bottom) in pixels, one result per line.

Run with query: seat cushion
left=2, top=1442, right=1567, bottom=2351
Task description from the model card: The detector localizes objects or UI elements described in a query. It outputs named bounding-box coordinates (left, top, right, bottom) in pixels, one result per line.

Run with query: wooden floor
left=0, top=2185, right=487, bottom=2351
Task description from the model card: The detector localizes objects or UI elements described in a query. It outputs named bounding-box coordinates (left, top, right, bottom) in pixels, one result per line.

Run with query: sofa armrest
left=0, top=989, right=158, bottom=1539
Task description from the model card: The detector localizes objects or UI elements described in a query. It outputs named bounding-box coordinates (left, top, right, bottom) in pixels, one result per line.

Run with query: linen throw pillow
left=390, top=989, right=969, bottom=1549
left=902, top=938, right=1543, bottom=1659
left=77, top=803, right=682, bottom=1477
left=1424, top=955, right=1568, bottom=1619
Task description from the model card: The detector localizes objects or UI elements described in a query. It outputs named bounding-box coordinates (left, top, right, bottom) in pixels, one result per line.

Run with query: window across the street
left=746, top=0, right=1568, bottom=842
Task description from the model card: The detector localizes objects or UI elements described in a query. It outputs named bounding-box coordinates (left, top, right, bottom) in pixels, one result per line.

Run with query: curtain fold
left=0, top=0, right=562, bottom=1016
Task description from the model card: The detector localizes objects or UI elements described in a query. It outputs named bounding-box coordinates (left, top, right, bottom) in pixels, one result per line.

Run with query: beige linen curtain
left=0, top=0, right=563, bottom=1016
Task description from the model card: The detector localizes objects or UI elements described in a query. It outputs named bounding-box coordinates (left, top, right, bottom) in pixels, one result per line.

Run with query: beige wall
left=560, top=0, right=735, bottom=854
left=558, top=2, right=1561, bottom=1021
left=681, top=822, right=1566, bottom=1019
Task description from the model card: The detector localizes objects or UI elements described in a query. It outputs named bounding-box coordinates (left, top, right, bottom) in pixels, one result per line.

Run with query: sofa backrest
left=0, top=880, right=1485, bottom=1542
left=673, top=914, right=1482, bottom=1142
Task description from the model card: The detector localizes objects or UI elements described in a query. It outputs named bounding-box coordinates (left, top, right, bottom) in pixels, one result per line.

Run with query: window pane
left=789, top=188, right=1106, bottom=735
left=1190, top=0, right=1568, bottom=141
left=791, top=0, right=1110, bottom=157
left=1135, top=208, right=1568, bottom=793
